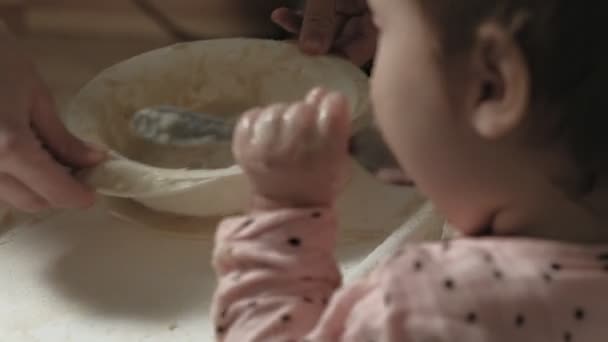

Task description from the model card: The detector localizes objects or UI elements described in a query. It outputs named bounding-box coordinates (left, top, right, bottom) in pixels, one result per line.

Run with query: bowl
left=64, top=38, right=370, bottom=217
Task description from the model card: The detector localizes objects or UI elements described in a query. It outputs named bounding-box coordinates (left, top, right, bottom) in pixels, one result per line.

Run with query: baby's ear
left=469, top=20, right=531, bottom=140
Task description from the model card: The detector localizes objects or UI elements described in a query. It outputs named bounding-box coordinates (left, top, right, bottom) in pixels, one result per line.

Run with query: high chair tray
left=0, top=165, right=443, bottom=341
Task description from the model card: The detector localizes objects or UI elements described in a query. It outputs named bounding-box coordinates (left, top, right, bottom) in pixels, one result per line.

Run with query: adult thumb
left=300, top=0, right=337, bottom=54
left=30, top=91, right=105, bottom=168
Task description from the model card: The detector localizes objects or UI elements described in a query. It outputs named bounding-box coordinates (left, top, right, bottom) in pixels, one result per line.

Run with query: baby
left=212, top=0, right=608, bottom=341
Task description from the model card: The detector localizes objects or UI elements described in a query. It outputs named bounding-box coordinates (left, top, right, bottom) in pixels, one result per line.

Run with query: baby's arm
left=212, top=207, right=340, bottom=341
left=211, top=88, right=351, bottom=341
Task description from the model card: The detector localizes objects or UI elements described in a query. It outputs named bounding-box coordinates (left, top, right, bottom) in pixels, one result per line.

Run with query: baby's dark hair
left=418, top=1, right=608, bottom=170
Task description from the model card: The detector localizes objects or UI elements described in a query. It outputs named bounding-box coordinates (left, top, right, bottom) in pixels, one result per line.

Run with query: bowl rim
left=66, top=37, right=371, bottom=198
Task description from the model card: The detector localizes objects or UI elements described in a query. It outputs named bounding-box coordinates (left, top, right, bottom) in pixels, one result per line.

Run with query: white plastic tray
left=0, top=167, right=443, bottom=341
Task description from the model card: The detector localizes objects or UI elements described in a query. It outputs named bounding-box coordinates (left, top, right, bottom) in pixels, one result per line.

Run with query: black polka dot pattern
left=288, top=237, right=301, bottom=247
left=214, top=210, right=608, bottom=341
left=515, top=314, right=525, bottom=327
left=466, top=312, right=478, bottom=324
left=444, top=278, right=455, bottom=290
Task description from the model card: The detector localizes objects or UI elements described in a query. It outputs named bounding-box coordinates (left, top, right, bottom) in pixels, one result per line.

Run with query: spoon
left=80, top=106, right=404, bottom=199
left=130, top=105, right=399, bottom=173
left=131, top=105, right=235, bottom=146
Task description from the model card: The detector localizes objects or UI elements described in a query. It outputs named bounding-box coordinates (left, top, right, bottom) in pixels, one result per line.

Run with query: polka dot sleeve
left=211, top=208, right=341, bottom=342
left=213, top=214, right=608, bottom=342
left=308, top=238, right=608, bottom=341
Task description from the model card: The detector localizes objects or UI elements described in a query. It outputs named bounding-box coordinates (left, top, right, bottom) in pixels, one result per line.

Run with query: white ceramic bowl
left=64, top=38, right=370, bottom=217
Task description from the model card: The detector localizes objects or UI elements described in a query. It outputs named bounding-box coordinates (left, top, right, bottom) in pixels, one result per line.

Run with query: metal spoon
left=131, top=105, right=235, bottom=146
left=130, top=105, right=399, bottom=174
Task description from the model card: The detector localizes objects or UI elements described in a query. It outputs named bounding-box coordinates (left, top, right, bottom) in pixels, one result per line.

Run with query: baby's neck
left=582, top=172, right=608, bottom=225
left=492, top=172, right=608, bottom=245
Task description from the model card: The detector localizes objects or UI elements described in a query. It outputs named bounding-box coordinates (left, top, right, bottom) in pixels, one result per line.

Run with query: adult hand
left=0, top=34, right=104, bottom=212
left=271, top=0, right=377, bottom=67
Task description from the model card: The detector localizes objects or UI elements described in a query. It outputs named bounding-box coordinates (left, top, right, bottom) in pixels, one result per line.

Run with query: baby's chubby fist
left=233, top=88, right=351, bottom=210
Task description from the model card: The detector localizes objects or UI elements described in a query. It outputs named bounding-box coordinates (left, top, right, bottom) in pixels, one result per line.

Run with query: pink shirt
left=212, top=207, right=608, bottom=341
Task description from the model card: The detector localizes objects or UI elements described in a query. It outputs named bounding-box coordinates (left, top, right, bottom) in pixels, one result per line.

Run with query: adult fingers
left=0, top=173, right=48, bottom=212
left=1, top=133, right=96, bottom=208
left=299, top=0, right=338, bottom=54
left=271, top=7, right=302, bottom=34
left=30, top=90, right=105, bottom=168
left=334, top=14, right=378, bottom=66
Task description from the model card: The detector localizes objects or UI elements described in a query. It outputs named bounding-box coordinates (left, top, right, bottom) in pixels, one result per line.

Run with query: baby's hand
left=233, top=88, right=351, bottom=210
